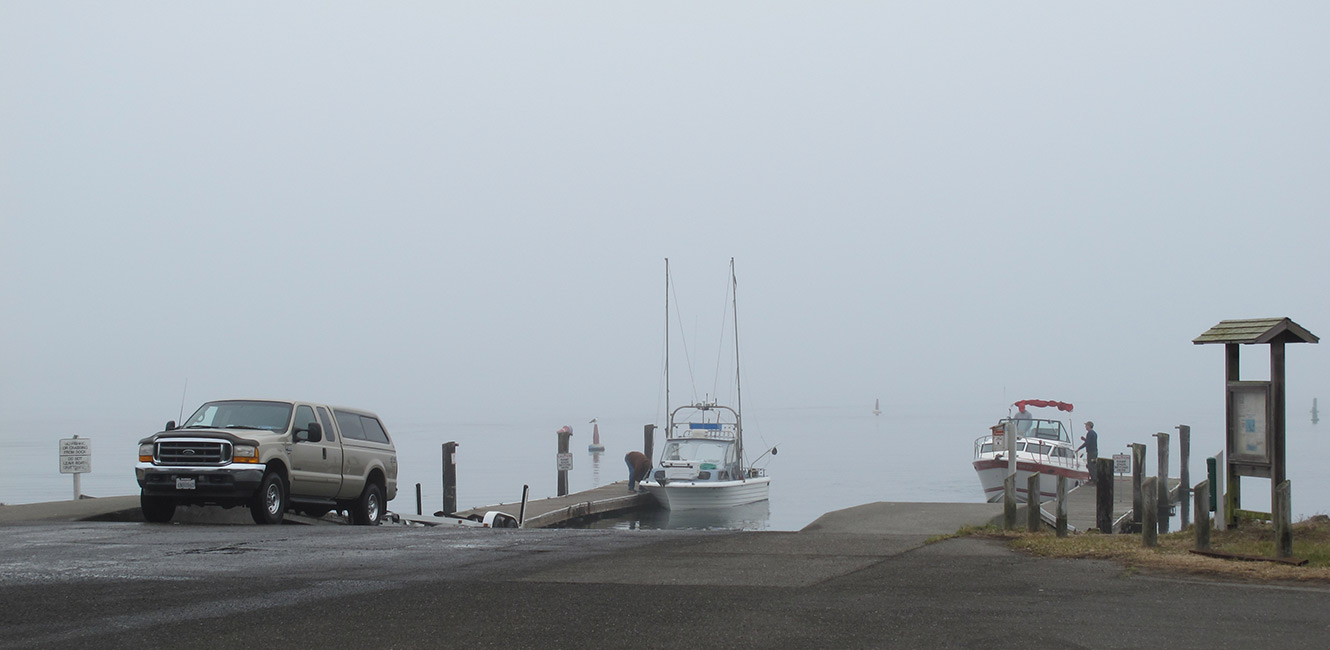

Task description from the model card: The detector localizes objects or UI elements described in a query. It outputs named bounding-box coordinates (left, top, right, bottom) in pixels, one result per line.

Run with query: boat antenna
left=731, top=257, right=744, bottom=466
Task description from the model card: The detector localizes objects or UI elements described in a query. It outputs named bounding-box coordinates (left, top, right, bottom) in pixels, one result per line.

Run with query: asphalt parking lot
left=3, top=503, right=1330, bottom=649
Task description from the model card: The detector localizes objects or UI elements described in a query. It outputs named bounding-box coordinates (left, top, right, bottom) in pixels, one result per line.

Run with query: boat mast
left=664, top=258, right=670, bottom=429
left=731, top=257, right=744, bottom=468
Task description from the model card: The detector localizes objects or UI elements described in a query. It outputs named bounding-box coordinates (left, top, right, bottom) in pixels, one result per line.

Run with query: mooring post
left=1194, top=479, right=1211, bottom=550
left=1142, top=477, right=1158, bottom=547
left=442, top=441, right=459, bottom=515
left=1056, top=475, right=1068, bottom=538
left=1095, top=458, right=1114, bottom=534
left=643, top=424, right=656, bottom=463
left=557, top=428, right=572, bottom=497
left=1027, top=473, right=1041, bottom=532
left=415, top=483, right=422, bottom=516
left=1003, top=473, right=1017, bottom=530
left=1276, top=480, right=1293, bottom=558
left=1210, top=451, right=1227, bottom=532
left=1177, top=425, right=1191, bottom=530
left=1153, top=432, right=1170, bottom=534
left=1130, top=443, right=1146, bottom=533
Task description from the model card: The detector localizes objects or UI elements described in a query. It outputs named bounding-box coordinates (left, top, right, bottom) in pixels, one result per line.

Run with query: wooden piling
left=442, top=441, right=459, bottom=514
left=1178, top=425, right=1191, bottom=530
left=1056, top=475, right=1068, bottom=538
left=556, top=429, right=572, bottom=497
left=1095, top=458, right=1113, bottom=534
left=1154, top=432, right=1170, bottom=534
left=1142, top=477, right=1158, bottom=547
left=1131, top=443, right=1146, bottom=533
left=1276, top=480, right=1292, bottom=558
left=1194, top=479, right=1210, bottom=550
left=1003, top=473, right=1017, bottom=530
left=1027, top=473, right=1041, bottom=532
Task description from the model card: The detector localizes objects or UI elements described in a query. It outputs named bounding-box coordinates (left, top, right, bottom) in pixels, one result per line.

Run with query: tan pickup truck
left=135, top=399, right=398, bottom=525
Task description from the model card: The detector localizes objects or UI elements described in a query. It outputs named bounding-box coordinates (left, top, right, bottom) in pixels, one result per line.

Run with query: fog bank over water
left=2, top=4, right=1326, bottom=517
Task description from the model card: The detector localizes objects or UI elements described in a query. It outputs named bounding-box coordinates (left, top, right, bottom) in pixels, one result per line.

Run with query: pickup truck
left=136, top=399, right=398, bottom=525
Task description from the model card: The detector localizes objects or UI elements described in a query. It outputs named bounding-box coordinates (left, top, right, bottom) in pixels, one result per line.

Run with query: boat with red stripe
left=973, top=399, right=1091, bottom=503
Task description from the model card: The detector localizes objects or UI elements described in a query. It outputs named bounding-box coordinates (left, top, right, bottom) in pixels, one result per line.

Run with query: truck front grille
left=157, top=440, right=231, bottom=465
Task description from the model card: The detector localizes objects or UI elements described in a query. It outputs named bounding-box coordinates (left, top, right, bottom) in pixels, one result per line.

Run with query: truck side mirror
left=165, top=420, right=177, bottom=431
left=295, top=422, right=323, bottom=443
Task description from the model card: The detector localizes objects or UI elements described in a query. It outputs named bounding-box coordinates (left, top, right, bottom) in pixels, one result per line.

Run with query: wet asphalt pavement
left=2, top=506, right=1329, bottom=649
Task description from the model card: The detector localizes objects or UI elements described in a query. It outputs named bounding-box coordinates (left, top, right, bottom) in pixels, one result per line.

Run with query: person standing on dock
left=625, top=451, right=652, bottom=493
left=1078, top=421, right=1099, bottom=480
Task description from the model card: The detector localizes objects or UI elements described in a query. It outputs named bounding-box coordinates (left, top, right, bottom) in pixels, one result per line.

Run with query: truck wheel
left=141, top=492, right=176, bottom=523
left=351, top=482, right=384, bottom=526
left=250, top=471, right=287, bottom=525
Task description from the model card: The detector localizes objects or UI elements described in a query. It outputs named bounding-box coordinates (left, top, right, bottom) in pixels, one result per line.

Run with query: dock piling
left=1027, top=474, right=1041, bottom=532
left=1003, top=474, right=1017, bottom=530
left=1056, top=475, right=1068, bottom=538
left=442, top=441, right=459, bottom=515
left=1130, top=443, right=1146, bottom=533
left=1142, top=477, right=1158, bottom=547
left=1194, top=479, right=1211, bottom=550
left=1153, top=432, right=1170, bottom=534
left=1095, top=458, right=1114, bottom=534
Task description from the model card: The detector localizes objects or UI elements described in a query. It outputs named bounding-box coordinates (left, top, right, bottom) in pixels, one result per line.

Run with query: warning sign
left=59, top=438, right=92, bottom=474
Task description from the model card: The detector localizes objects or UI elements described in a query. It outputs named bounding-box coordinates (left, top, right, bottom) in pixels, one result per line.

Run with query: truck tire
left=351, top=482, right=384, bottom=526
left=141, top=492, right=176, bottom=523
left=250, top=471, right=287, bottom=525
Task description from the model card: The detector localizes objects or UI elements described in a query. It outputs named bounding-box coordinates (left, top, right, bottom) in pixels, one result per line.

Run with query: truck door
left=288, top=404, right=342, bottom=498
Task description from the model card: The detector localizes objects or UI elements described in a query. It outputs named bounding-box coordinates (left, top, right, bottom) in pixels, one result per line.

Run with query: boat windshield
left=1004, top=417, right=1069, bottom=443
left=661, top=439, right=735, bottom=464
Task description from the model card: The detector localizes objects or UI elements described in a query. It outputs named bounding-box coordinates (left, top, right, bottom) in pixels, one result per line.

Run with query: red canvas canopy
left=1014, top=399, right=1074, bottom=413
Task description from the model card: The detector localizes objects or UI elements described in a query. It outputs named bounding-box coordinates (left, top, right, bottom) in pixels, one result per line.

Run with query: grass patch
left=964, top=515, right=1330, bottom=583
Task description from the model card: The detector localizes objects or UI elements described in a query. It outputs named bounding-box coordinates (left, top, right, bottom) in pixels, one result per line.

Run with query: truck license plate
left=176, top=477, right=196, bottom=490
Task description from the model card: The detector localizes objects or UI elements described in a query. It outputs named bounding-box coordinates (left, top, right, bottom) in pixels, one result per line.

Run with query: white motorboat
left=642, top=401, right=771, bottom=510
left=972, top=399, right=1090, bottom=503
left=641, top=258, right=772, bottom=511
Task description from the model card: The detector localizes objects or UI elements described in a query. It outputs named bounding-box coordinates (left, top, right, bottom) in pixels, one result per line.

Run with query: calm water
left=3, top=409, right=1326, bottom=531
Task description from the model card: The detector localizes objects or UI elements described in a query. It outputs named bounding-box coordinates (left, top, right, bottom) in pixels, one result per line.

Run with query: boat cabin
left=974, top=417, right=1074, bottom=457
left=658, top=422, right=742, bottom=482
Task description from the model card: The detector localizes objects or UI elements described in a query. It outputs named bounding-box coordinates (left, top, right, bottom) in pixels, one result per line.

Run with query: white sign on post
left=1112, top=453, right=1130, bottom=475
left=556, top=453, right=573, bottom=471
left=59, top=438, right=92, bottom=474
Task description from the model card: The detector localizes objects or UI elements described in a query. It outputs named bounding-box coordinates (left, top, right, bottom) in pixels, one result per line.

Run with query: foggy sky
left=2, top=2, right=1326, bottom=440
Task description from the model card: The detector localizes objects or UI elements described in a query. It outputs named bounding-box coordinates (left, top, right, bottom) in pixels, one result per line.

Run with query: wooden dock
left=453, top=482, right=653, bottom=528
left=1040, top=476, right=1183, bottom=533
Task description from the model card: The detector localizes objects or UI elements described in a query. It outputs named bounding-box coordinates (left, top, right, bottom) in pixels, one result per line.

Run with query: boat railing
left=668, top=423, right=738, bottom=440
left=975, top=434, right=1082, bottom=468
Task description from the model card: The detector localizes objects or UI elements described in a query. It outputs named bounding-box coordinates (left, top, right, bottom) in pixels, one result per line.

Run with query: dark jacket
left=625, top=451, right=652, bottom=481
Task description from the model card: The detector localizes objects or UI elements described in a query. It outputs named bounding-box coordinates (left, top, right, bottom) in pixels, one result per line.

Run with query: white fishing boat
left=643, top=401, right=770, bottom=510
left=641, top=258, right=772, bottom=511
left=972, top=399, right=1090, bottom=503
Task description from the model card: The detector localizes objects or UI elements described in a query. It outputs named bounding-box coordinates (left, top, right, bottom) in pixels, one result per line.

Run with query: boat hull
left=643, top=477, right=771, bottom=510
left=973, top=459, right=1090, bottom=503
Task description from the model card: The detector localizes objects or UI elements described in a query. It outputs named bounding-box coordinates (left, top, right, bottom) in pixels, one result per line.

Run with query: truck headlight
left=138, top=443, right=154, bottom=463
left=232, top=444, right=260, bottom=463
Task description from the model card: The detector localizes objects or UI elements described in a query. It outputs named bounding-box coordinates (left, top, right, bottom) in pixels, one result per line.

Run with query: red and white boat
left=972, top=399, right=1090, bottom=503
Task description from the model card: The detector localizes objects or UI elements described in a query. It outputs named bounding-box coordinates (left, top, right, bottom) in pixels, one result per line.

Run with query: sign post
left=59, top=436, right=92, bottom=500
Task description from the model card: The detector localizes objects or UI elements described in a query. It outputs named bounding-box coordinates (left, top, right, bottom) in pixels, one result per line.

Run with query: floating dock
left=453, top=482, right=652, bottom=528
left=1042, top=476, right=1183, bottom=533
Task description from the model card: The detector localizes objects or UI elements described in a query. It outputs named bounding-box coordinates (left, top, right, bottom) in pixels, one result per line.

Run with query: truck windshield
left=183, top=401, right=293, bottom=432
